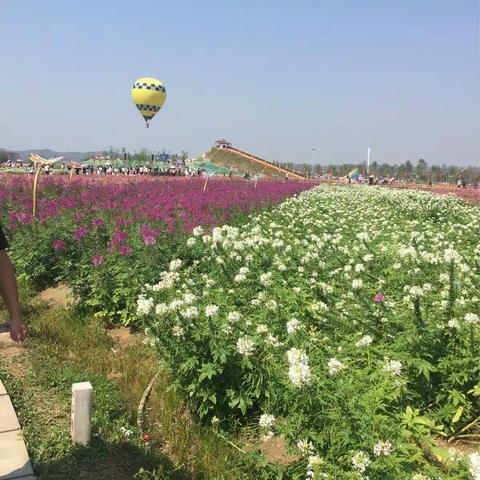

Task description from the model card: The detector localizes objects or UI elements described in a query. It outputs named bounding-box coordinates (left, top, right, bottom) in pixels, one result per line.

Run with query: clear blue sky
left=1, top=0, right=478, bottom=166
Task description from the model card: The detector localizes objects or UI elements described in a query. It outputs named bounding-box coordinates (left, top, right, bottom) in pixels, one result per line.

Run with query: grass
left=0, top=284, right=258, bottom=479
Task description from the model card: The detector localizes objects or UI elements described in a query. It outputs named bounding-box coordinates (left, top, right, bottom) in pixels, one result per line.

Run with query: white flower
left=155, top=303, right=168, bottom=316
left=192, top=226, right=204, bottom=236
left=235, top=273, right=247, bottom=283
left=355, top=263, right=365, bottom=273
left=468, top=452, right=480, bottom=480
left=211, top=416, right=219, bottom=425
left=287, top=348, right=311, bottom=386
left=373, top=440, right=393, bottom=456
left=180, top=306, right=198, bottom=319
left=169, top=259, right=182, bottom=271
left=256, top=324, right=269, bottom=334
left=205, top=304, right=219, bottom=317
left=136, top=295, right=154, bottom=315
left=293, top=287, right=302, bottom=294
left=172, top=325, right=185, bottom=337
left=355, top=335, right=373, bottom=347
left=352, top=279, right=363, bottom=290
left=444, top=248, right=461, bottom=264
left=307, top=455, right=324, bottom=469
left=327, top=357, right=345, bottom=376
left=259, top=413, right=276, bottom=429
left=228, top=311, right=241, bottom=323
left=297, top=438, right=315, bottom=456
left=363, top=253, right=374, bottom=262
left=357, top=232, right=370, bottom=241
left=287, top=318, right=301, bottom=334
left=260, top=272, right=273, bottom=286
left=119, top=426, right=133, bottom=437
left=447, top=319, right=459, bottom=329
left=186, top=237, right=196, bottom=247
left=237, top=336, right=255, bottom=357
left=412, top=474, right=431, bottom=480
left=382, top=360, right=403, bottom=376
left=288, top=362, right=311, bottom=386
left=465, top=313, right=480, bottom=325
left=351, top=450, right=370, bottom=473
left=409, top=286, right=424, bottom=297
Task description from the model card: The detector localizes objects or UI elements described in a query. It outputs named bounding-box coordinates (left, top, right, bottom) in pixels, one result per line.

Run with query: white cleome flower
left=227, top=311, right=241, bottom=323
left=192, top=225, right=204, bottom=236
left=297, top=439, right=315, bottom=456
left=172, top=325, right=185, bottom=337
left=352, top=279, right=363, bottom=290
left=236, top=336, right=255, bottom=357
left=355, top=335, right=373, bottom=347
left=382, top=360, right=403, bottom=376
left=469, top=452, right=480, bottom=480
left=259, top=413, right=276, bottom=429
left=260, top=272, right=273, bottom=286
left=327, top=357, right=345, bottom=376
left=136, top=295, right=154, bottom=315
left=351, top=450, right=371, bottom=473
left=373, top=440, right=393, bottom=456
left=447, top=319, right=460, bottom=329
left=287, top=318, right=301, bottom=335
left=169, top=259, right=182, bottom=271
left=180, top=306, right=198, bottom=319
left=205, top=304, right=219, bottom=317
left=234, top=273, right=247, bottom=283
left=465, top=313, right=480, bottom=325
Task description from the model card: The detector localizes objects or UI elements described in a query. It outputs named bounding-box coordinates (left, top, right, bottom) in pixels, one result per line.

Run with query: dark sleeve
left=0, top=225, right=9, bottom=250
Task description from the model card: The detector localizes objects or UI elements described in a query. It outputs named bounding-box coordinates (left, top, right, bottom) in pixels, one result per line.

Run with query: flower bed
left=139, top=186, right=480, bottom=479
left=1, top=175, right=313, bottom=322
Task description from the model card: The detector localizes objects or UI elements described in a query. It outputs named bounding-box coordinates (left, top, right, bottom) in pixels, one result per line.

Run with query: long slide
left=221, top=146, right=306, bottom=179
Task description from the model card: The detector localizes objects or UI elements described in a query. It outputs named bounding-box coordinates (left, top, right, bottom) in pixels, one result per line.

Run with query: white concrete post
left=71, top=382, right=93, bottom=446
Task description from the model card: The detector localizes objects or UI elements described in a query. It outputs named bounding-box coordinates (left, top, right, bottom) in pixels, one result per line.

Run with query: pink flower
left=92, top=255, right=104, bottom=267
left=118, top=245, right=133, bottom=256
left=374, top=293, right=385, bottom=303
left=110, top=230, right=128, bottom=246
left=73, top=226, right=89, bottom=241
left=140, top=224, right=157, bottom=246
left=92, top=218, right=104, bottom=228
left=52, top=239, right=65, bottom=250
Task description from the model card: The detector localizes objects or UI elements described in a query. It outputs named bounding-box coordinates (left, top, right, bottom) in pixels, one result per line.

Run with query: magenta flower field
left=1, top=175, right=313, bottom=230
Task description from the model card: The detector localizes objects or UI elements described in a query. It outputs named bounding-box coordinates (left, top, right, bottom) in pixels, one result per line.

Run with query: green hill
left=204, top=148, right=293, bottom=178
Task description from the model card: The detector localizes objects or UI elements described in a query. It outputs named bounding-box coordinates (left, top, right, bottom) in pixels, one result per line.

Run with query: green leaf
left=452, top=406, right=464, bottom=424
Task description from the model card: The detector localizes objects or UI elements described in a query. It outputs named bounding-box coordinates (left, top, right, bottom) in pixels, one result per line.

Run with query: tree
left=415, top=159, right=428, bottom=181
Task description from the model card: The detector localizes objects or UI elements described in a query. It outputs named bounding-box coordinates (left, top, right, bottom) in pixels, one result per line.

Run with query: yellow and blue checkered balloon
left=131, top=77, right=166, bottom=127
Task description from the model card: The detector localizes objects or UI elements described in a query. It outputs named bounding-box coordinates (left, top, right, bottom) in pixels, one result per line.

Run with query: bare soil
left=37, top=283, right=73, bottom=307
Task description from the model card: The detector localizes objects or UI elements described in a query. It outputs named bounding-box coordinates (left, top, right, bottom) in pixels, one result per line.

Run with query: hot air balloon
left=131, top=77, right=166, bottom=128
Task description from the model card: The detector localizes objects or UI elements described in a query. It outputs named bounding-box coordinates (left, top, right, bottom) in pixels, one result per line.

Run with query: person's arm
left=0, top=250, right=27, bottom=342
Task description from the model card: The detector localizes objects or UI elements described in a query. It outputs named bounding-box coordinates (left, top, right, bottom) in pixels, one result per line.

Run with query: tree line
left=281, top=159, right=479, bottom=183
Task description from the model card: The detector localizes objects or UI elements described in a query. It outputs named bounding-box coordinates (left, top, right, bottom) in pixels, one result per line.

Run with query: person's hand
left=9, top=317, right=28, bottom=343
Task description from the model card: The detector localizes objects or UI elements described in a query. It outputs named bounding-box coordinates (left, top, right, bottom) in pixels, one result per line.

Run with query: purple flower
left=110, top=230, right=128, bottom=246
left=92, top=218, right=104, bottom=228
left=118, top=245, right=133, bottom=256
left=92, top=255, right=104, bottom=267
left=140, top=224, right=157, bottom=246
left=52, top=239, right=66, bottom=250
left=374, top=293, right=385, bottom=303
left=73, top=226, right=89, bottom=241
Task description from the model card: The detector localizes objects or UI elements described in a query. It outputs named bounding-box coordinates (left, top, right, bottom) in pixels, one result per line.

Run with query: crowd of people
left=9, top=161, right=209, bottom=177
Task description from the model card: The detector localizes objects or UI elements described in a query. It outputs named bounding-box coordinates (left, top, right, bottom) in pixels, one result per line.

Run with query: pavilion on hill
left=214, top=139, right=232, bottom=149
